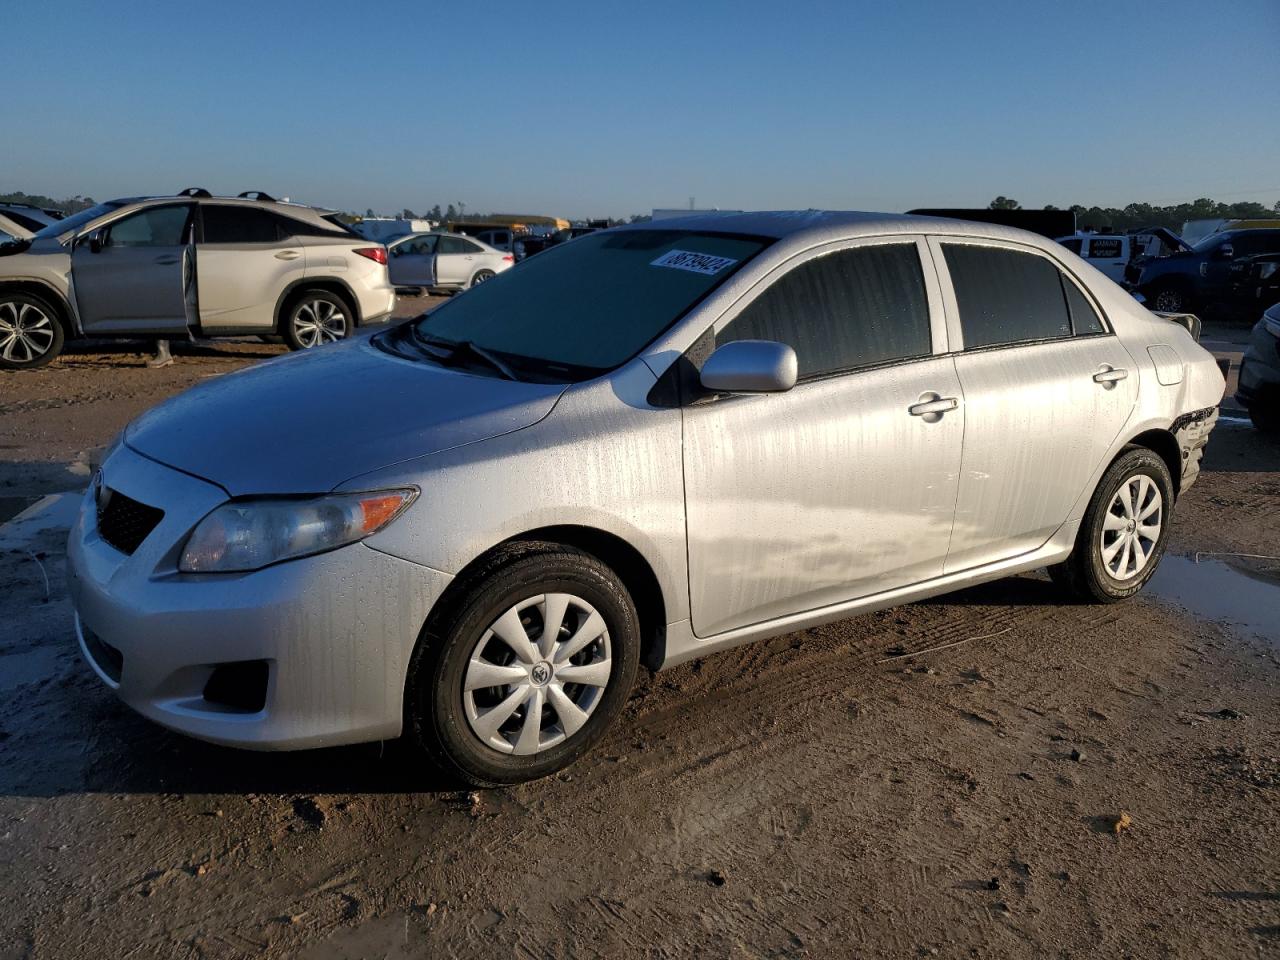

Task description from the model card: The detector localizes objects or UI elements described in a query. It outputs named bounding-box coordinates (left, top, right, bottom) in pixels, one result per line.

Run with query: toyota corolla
left=68, top=211, right=1225, bottom=786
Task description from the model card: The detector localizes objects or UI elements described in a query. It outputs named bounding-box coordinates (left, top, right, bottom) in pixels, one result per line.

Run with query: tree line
left=989, top=195, right=1280, bottom=233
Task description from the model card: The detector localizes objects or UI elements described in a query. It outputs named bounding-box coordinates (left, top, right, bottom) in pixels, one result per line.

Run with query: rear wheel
left=282, top=290, right=351, bottom=350
left=469, top=269, right=496, bottom=288
left=1249, top=405, right=1279, bottom=434
left=1049, top=447, right=1174, bottom=602
left=0, top=292, right=64, bottom=370
left=406, top=545, right=640, bottom=787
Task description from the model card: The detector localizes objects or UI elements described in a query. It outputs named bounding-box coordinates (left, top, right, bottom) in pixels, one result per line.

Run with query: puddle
left=1147, top=554, right=1280, bottom=646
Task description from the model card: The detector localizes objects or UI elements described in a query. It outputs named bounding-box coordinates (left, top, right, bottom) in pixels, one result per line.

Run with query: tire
left=1049, top=446, right=1175, bottom=603
left=469, top=269, right=496, bottom=288
left=281, top=289, right=352, bottom=350
left=0, top=292, right=64, bottom=370
left=1249, top=405, right=1279, bottom=434
left=1149, top=282, right=1192, bottom=314
left=406, top=544, right=640, bottom=787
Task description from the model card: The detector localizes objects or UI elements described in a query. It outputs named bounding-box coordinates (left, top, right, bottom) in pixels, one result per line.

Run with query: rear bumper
left=1171, top=406, right=1218, bottom=492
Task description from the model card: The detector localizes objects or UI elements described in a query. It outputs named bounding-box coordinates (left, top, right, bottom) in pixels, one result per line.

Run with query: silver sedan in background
left=68, top=211, right=1224, bottom=786
left=387, top=231, right=514, bottom=292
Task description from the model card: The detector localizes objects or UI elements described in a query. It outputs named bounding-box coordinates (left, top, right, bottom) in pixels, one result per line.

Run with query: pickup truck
left=1125, top=228, right=1280, bottom=314
left=1057, top=229, right=1183, bottom=283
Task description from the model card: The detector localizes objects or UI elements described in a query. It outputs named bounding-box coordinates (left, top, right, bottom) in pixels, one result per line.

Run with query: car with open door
left=67, top=211, right=1224, bottom=786
left=0, top=189, right=396, bottom=369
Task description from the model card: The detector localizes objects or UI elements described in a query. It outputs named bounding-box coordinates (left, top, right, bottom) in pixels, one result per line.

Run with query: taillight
left=502, top=254, right=514, bottom=263
left=355, top=247, right=387, bottom=265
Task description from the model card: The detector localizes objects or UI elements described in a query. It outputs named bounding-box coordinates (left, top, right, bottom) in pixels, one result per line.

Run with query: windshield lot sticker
left=651, top=250, right=738, bottom=275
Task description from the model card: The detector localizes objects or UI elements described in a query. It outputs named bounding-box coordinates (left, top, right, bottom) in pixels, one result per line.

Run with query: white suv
left=0, top=189, right=396, bottom=369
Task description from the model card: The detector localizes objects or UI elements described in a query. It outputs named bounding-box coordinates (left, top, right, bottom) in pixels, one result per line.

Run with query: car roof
left=614, top=210, right=1060, bottom=249
left=114, top=194, right=340, bottom=227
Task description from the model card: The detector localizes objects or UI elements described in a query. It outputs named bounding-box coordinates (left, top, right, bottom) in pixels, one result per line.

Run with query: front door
left=71, top=203, right=194, bottom=335
left=388, top=235, right=437, bottom=287
left=930, top=238, right=1139, bottom=572
left=682, top=238, right=963, bottom=637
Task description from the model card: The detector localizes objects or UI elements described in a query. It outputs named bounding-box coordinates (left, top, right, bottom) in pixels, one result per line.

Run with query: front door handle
left=275, top=250, right=301, bottom=261
left=1093, top=366, right=1129, bottom=387
left=908, top=394, right=959, bottom=421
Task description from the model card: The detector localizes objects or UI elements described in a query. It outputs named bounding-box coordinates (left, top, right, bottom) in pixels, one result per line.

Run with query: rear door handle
left=908, top=395, right=959, bottom=418
left=275, top=250, right=301, bottom=261
left=1093, top=366, right=1129, bottom=386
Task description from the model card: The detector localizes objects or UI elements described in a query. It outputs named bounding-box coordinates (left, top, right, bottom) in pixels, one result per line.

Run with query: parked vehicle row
left=69, top=211, right=1224, bottom=786
left=0, top=190, right=396, bottom=368
left=1124, top=228, right=1280, bottom=315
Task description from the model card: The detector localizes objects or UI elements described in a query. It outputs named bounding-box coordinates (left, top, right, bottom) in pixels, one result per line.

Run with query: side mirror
left=83, top=228, right=106, bottom=254
left=699, top=340, right=798, bottom=394
left=1217, top=243, right=1234, bottom=260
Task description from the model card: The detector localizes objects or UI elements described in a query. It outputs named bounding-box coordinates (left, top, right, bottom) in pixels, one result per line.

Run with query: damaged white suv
left=0, top=189, right=396, bottom=369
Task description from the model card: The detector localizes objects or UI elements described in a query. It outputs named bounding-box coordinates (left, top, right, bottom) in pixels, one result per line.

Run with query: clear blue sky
left=4, top=0, right=1278, bottom=218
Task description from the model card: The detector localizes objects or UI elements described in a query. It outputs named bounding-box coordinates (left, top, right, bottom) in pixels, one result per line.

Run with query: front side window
left=201, top=205, right=283, bottom=244
left=943, top=244, right=1073, bottom=349
left=106, top=205, right=191, bottom=248
left=718, top=243, right=932, bottom=380
left=410, top=229, right=767, bottom=377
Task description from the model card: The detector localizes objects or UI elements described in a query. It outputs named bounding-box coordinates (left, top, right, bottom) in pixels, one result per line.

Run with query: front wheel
left=1150, top=283, right=1191, bottom=314
left=1049, top=446, right=1175, bottom=603
left=282, top=290, right=351, bottom=350
left=406, top=545, right=640, bottom=787
left=0, top=293, right=64, bottom=370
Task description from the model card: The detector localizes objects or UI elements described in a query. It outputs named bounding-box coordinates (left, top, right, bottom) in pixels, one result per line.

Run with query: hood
left=125, top=337, right=567, bottom=496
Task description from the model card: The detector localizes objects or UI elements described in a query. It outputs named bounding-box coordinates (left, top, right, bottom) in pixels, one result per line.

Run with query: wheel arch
left=0, top=280, right=76, bottom=335
left=421, top=524, right=669, bottom=673
left=273, top=277, right=363, bottom=332
left=1124, top=428, right=1183, bottom=498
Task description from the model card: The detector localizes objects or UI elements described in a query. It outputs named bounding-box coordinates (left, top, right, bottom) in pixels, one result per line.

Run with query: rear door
left=195, top=204, right=305, bottom=331
left=436, top=235, right=482, bottom=285
left=388, top=235, right=437, bottom=286
left=71, top=203, right=194, bottom=334
left=683, top=237, right=963, bottom=636
left=929, top=238, right=1138, bottom=572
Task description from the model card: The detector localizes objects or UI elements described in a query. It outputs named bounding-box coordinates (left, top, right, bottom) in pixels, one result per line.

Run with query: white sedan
left=387, top=232, right=514, bottom=292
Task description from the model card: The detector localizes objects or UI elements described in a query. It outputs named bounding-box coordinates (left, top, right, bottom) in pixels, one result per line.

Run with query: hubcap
left=463, top=593, right=611, bottom=756
left=471, top=271, right=493, bottom=287
left=1100, top=474, right=1163, bottom=581
left=0, top=301, right=55, bottom=363
left=1154, top=290, right=1182, bottom=312
left=292, top=299, right=347, bottom=347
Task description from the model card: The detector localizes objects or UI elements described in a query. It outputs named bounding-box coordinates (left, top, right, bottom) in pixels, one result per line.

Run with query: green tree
left=988, top=196, right=1021, bottom=210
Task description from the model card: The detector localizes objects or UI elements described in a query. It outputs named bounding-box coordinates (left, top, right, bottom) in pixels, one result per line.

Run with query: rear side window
left=202, top=205, right=283, bottom=244
left=1062, top=277, right=1106, bottom=335
left=943, top=244, right=1072, bottom=349
left=720, top=243, right=932, bottom=379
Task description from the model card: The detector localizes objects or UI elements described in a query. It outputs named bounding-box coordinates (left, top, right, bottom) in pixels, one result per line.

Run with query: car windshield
left=411, top=229, right=768, bottom=378
left=32, top=201, right=127, bottom=240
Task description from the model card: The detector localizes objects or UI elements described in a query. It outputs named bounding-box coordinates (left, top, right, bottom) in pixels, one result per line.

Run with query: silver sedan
left=68, top=211, right=1225, bottom=786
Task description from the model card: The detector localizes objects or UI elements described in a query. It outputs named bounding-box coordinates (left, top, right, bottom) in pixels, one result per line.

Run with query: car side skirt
left=658, top=519, right=1079, bottom=670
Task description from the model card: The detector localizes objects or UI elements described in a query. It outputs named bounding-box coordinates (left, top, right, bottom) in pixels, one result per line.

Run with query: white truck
left=1057, top=230, right=1186, bottom=282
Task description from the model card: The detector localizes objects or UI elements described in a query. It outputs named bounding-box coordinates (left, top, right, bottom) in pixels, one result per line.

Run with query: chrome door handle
left=275, top=250, right=301, bottom=260
left=1093, top=366, right=1129, bottom=386
left=908, top=395, right=959, bottom=418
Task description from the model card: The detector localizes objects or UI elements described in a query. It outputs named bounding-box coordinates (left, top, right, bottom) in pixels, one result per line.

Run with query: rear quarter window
left=943, top=244, right=1073, bottom=349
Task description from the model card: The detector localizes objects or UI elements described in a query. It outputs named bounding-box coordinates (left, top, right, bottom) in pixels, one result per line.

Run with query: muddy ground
left=1, top=313, right=1277, bottom=959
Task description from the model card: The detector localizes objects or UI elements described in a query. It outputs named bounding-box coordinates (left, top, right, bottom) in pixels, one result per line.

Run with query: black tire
left=469, top=269, right=496, bottom=288
left=281, top=289, right=352, bottom=351
left=1149, top=282, right=1192, bottom=314
left=1049, top=446, right=1175, bottom=603
left=406, top=544, right=640, bottom=787
left=0, top=292, right=65, bottom=370
left=1249, top=405, right=1279, bottom=434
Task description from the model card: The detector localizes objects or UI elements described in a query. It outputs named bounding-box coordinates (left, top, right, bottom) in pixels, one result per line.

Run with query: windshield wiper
left=407, top=327, right=519, bottom=381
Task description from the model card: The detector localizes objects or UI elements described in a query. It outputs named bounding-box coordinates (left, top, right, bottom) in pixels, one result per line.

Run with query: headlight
left=179, top=489, right=416, bottom=573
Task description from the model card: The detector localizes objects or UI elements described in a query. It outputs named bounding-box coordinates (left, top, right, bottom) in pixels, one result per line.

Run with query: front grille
left=81, top=623, right=123, bottom=683
left=97, top=489, right=164, bottom=555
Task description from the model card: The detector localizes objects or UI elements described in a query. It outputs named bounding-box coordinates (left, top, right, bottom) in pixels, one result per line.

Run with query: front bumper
left=67, top=444, right=451, bottom=750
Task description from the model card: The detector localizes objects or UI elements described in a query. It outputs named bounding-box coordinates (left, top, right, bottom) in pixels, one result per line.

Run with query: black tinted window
left=438, top=236, right=476, bottom=254
left=943, top=245, right=1072, bottom=349
left=1062, top=276, right=1105, bottom=335
left=720, top=243, right=932, bottom=379
left=202, top=205, right=283, bottom=244
left=1061, top=238, right=1083, bottom=254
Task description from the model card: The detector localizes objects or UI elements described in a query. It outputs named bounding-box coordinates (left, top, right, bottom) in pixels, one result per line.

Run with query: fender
left=270, top=276, right=365, bottom=330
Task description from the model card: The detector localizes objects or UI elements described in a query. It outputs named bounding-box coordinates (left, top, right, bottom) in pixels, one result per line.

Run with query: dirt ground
left=1, top=313, right=1277, bottom=959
